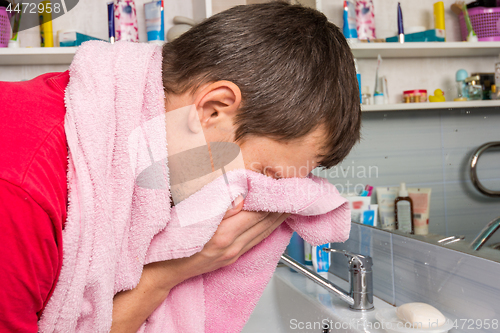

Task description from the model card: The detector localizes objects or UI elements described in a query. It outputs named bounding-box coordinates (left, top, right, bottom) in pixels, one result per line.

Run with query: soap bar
left=396, top=302, right=446, bottom=329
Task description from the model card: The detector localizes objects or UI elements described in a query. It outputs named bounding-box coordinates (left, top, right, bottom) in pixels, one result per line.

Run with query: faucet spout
left=279, top=254, right=355, bottom=306
left=470, top=216, right=500, bottom=250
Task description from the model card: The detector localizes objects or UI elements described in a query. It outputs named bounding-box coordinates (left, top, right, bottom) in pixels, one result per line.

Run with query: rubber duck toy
left=429, top=89, right=446, bottom=102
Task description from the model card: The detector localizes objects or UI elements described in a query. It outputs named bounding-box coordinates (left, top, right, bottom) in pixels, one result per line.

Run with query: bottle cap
left=456, top=69, right=468, bottom=82
left=399, top=182, right=408, bottom=197
left=464, top=75, right=480, bottom=83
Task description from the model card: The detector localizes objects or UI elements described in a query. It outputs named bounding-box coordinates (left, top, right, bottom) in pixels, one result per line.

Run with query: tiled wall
left=329, top=223, right=500, bottom=333
left=315, top=107, right=500, bottom=245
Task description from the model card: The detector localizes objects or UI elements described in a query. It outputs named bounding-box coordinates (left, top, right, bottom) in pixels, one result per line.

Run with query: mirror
left=313, top=107, right=500, bottom=263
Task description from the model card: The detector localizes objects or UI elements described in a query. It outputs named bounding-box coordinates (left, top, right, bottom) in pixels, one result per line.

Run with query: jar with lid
left=465, top=75, right=482, bottom=101
left=471, top=72, right=494, bottom=100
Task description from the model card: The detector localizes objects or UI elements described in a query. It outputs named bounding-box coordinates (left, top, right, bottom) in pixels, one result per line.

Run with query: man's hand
left=110, top=196, right=290, bottom=333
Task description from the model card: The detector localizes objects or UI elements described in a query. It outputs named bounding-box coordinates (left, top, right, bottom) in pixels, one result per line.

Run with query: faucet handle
left=323, top=248, right=372, bottom=271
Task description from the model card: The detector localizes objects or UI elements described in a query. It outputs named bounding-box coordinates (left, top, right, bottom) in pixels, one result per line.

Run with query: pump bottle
left=395, top=183, right=414, bottom=234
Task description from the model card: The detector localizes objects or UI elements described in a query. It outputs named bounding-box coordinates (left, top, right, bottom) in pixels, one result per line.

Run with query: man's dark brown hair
left=162, top=1, right=361, bottom=168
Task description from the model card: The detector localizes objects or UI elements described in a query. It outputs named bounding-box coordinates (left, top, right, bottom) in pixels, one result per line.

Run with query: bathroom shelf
left=361, top=100, right=500, bottom=112
left=0, top=47, right=77, bottom=65
left=2, top=41, right=499, bottom=65
left=350, top=41, right=500, bottom=59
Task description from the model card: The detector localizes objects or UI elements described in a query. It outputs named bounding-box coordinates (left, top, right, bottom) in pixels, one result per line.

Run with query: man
left=0, top=2, right=360, bottom=331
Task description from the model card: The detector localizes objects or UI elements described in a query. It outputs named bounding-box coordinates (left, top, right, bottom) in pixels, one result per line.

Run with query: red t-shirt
left=0, top=71, right=69, bottom=332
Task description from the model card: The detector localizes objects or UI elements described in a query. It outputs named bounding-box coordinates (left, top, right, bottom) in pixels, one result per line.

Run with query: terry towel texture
left=38, top=41, right=351, bottom=333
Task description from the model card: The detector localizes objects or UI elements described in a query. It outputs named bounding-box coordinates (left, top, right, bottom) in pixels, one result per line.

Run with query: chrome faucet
left=470, top=216, right=500, bottom=250
left=279, top=248, right=374, bottom=311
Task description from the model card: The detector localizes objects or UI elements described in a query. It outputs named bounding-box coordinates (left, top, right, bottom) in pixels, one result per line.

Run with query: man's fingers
left=217, top=210, right=270, bottom=241
left=234, top=213, right=291, bottom=258
left=222, top=195, right=244, bottom=220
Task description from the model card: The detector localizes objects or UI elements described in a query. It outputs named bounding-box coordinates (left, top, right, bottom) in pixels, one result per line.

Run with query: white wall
left=0, top=0, right=194, bottom=81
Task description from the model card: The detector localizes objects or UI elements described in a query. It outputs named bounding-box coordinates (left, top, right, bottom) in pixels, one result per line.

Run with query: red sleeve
left=0, top=180, right=60, bottom=333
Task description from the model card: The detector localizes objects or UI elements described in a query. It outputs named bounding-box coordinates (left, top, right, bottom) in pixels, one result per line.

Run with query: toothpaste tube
left=144, top=0, right=165, bottom=45
left=376, top=187, right=399, bottom=230
left=312, top=243, right=330, bottom=279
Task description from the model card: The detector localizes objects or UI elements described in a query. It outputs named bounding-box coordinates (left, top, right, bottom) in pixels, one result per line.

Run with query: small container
left=114, top=0, right=139, bottom=42
left=374, top=93, right=384, bottom=105
left=144, top=0, right=165, bottom=45
left=465, top=75, right=483, bottom=100
left=286, top=232, right=305, bottom=272
left=39, top=1, right=54, bottom=47
left=356, top=0, right=376, bottom=40
left=361, top=85, right=371, bottom=105
left=354, top=59, right=362, bottom=102
left=403, top=89, right=427, bottom=103
left=455, top=69, right=468, bottom=100
left=434, top=1, right=446, bottom=40
left=495, top=57, right=500, bottom=100
left=395, top=182, right=414, bottom=234
left=471, top=72, right=494, bottom=100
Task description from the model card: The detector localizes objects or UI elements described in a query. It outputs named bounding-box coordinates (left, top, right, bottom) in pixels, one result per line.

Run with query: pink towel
left=38, top=41, right=350, bottom=333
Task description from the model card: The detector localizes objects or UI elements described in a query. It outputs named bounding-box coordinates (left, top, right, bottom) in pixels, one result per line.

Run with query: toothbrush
left=462, top=3, right=478, bottom=42
left=397, top=2, right=404, bottom=43
left=374, top=54, right=383, bottom=96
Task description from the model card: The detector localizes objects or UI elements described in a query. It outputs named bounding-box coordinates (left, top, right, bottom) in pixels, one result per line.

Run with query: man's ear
left=193, top=81, right=242, bottom=130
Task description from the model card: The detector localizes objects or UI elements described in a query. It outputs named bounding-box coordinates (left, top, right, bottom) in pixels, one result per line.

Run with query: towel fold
left=38, top=41, right=350, bottom=333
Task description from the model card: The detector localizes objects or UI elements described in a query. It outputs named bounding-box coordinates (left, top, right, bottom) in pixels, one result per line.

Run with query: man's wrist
left=143, top=258, right=195, bottom=292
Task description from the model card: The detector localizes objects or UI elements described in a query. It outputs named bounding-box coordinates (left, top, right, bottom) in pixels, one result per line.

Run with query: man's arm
left=110, top=197, right=289, bottom=333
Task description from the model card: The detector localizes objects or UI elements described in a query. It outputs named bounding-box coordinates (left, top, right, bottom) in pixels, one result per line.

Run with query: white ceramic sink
left=242, top=266, right=393, bottom=333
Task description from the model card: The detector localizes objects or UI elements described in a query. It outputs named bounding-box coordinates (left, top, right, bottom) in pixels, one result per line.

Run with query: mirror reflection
left=314, top=108, right=500, bottom=262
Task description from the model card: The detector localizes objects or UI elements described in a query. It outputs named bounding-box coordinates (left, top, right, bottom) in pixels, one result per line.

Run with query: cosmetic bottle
left=454, top=69, right=468, bottom=101
left=343, top=0, right=358, bottom=43
left=39, top=1, right=54, bottom=47
left=312, top=243, right=330, bottom=279
left=286, top=232, right=305, bottom=272
left=494, top=57, right=500, bottom=100
left=354, top=59, right=361, bottom=103
left=361, top=86, right=371, bottom=105
left=373, top=76, right=385, bottom=105
left=356, top=0, right=376, bottom=40
left=465, top=75, right=483, bottom=101
left=303, top=242, right=313, bottom=269
left=395, top=182, right=414, bottom=234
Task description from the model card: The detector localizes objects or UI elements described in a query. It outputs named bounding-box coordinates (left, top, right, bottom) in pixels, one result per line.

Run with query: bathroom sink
left=242, top=266, right=392, bottom=333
